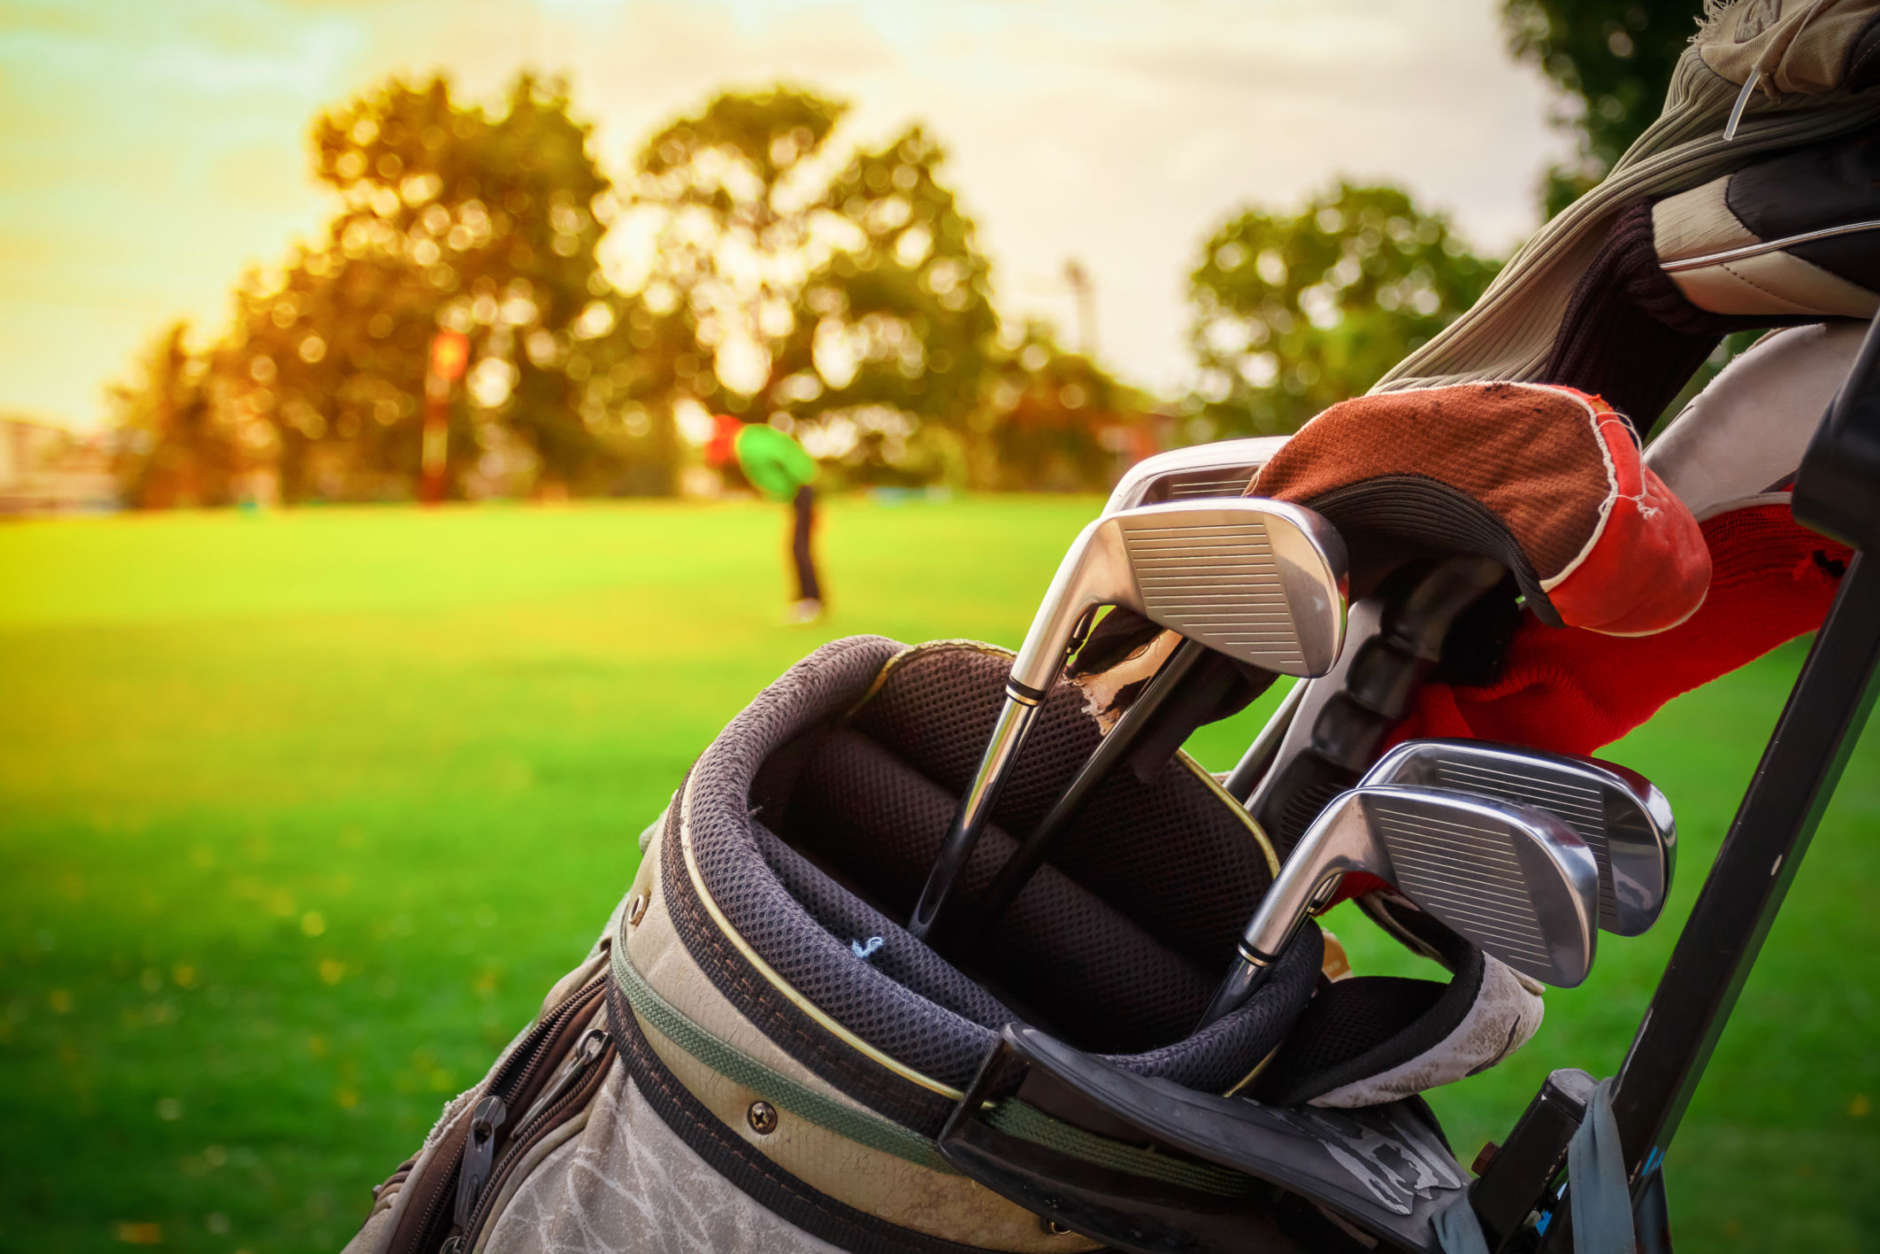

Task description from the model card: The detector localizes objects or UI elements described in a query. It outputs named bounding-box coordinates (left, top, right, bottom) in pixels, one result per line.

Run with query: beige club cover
left=1377, top=0, right=1880, bottom=394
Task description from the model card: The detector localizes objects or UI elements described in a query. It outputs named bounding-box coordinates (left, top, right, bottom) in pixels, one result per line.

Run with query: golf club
left=1197, top=784, right=1599, bottom=1029
left=968, top=635, right=1211, bottom=928
left=907, top=497, right=1349, bottom=942
left=1102, top=435, right=1290, bottom=513
left=971, top=504, right=1349, bottom=931
left=1361, top=739, right=1676, bottom=936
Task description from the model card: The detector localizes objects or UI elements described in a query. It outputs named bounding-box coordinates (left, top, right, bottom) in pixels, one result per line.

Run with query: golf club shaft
left=1195, top=950, right=1271, bottom=1030
left=1244, top=557, right=1506, bottom=840
left=1196, top=796, right=1363, bottom=1031
left=972, top=638, right=1209, bottom=928
left=907, top=694, right=1041, bottom=942
left=1224, top=678, right=1307, bottom=802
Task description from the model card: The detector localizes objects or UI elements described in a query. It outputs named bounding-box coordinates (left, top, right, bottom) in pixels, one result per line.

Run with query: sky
left=0, top=0, right=1574, bottom=429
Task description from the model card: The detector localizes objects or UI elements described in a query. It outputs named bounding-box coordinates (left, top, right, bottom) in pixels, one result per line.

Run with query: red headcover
left=1392, top=498, right=1849, bottom=755
left=1252, top=382, right=1710, bottom=636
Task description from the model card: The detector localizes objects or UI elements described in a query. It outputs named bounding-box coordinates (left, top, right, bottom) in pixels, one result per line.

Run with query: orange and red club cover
left=1253, top=382, right=1710, bottom=636
left=1391, top=499, right=1850, bottom=755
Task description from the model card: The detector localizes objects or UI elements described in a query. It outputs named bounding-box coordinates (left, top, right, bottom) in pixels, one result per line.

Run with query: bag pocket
left=386, top=973, right=614, bottom=1254
left=449, top=1017, right=618, bottom=1252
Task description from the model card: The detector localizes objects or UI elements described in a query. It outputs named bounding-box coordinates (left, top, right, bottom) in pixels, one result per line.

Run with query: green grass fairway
left=2, top=499, right=1875, bottom=1252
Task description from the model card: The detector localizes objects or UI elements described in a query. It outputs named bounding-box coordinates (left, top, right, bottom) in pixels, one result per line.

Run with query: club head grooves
left=1110, top=499, right=1348, bottom=678
left=1009, top=498, right=1348, bottom=692
left=1356, top=786, right=1600, bottom=988
left=1363, top=740, right=1676, bottom=936
left=1217, top=784, right=1600, bottom=1024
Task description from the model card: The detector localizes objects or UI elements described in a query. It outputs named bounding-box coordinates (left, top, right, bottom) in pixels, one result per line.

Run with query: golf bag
left=347, top=637, right=1561, bottom=1254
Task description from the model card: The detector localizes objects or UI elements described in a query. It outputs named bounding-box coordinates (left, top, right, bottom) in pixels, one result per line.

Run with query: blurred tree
left=1502, top=0, right=1700, bottom=217
left=973, top=320, right=1147, bottom=491
left=108, top=322, right=239, bottom=508
left=624, top=86, right=999, bottom=477
left=1187, top=182, right=1499, bottom=435
left=209, top=73, right=671, bottom=502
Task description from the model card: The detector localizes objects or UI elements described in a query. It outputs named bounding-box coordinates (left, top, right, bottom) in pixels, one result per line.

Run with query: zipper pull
left=572, top=1027, right=608, bottom=1066
left=453, top=1094, right=508, bottom=1233
left=533, top=1029, right=609, bottom=1116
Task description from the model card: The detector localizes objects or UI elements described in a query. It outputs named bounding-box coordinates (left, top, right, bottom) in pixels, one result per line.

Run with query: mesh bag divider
left=675, top=637, right=1322, bottom=1099
left=844, top=643, right=1278, bottom=972
left=782, top=727, right=1218, bottom=1053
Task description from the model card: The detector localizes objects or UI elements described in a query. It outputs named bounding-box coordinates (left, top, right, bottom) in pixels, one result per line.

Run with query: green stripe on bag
left=614, top=938, right=1255, bottom=1198
left=614, top=940, right=955, bottom=1172
left=983, top=1101, right=1253, bottom=1198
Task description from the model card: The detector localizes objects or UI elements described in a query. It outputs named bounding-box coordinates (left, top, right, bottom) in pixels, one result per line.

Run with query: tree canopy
left=111, top=71, right=1539, bottom=501
left=1186, top=182, right=1498, bottom=436
left=971, top=320, right=1146, bottom=491
left=110, top=76, right=1034, bottom=501
left=108, top=322, right=227, bottom=508
left=248, top=73, right=659, bottom=501
left=621, top=85, right=1000, bottom=478
left=112, top=73, right=668, bottom=504
left=1502, top=0, right=1701, bottom=216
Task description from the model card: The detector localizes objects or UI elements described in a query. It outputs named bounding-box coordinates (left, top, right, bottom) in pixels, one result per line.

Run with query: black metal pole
left=1606, top=550, right=1880, bottom=1182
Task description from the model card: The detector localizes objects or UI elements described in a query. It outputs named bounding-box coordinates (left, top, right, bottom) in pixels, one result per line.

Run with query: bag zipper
left=448, top=1094, right=508, bottom=1238
left=445, top=1026, right=617, bottom=1252
left=389, top=975, right=609, bottom=1254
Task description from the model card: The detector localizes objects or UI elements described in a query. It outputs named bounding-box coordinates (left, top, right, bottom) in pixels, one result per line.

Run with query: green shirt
left=734, top=424, right=818, bottom=502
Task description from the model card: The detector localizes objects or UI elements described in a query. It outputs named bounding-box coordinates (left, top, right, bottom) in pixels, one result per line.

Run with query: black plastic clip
left=1466, top=1068, right=1595, bottom=1250
left=936, top=1023, right=1473, bottom=1253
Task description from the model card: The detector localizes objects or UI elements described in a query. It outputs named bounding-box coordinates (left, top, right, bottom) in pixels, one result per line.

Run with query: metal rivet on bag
left=626, top=893, right=648, bottom=927
left=746, top=1100, right=779, bottom=1135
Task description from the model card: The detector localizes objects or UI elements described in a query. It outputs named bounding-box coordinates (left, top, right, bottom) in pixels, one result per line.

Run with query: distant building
left=0, top=415, right=119, bottom=516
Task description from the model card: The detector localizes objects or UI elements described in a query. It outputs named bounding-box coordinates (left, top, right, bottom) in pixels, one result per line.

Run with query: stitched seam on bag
left=613, top=936, right=956, bottom=1173
left=679, top=777, right=972, bottom=1098
left=664, top=808, right=931, bottom=1116
left=659, top=782, right=951, bottom=1130
left=616, top=934, right=1263, bottom=1198
left=673, top=637, right=984, bottom=1114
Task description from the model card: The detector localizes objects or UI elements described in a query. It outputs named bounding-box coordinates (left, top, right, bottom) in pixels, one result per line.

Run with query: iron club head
left=1010, top=496, right=1349, bottom=694
left=1198, top=784, right=1599, bottom=1027
left=960, top=494, right=1347, bottom=937
left=1361, top=739, right=1676, bottom=936
left=1103, top=436, right=1291, bottom=513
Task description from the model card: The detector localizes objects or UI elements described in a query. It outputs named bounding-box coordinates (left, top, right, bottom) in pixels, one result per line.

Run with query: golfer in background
left=706, top=414, right=826, bottom=623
